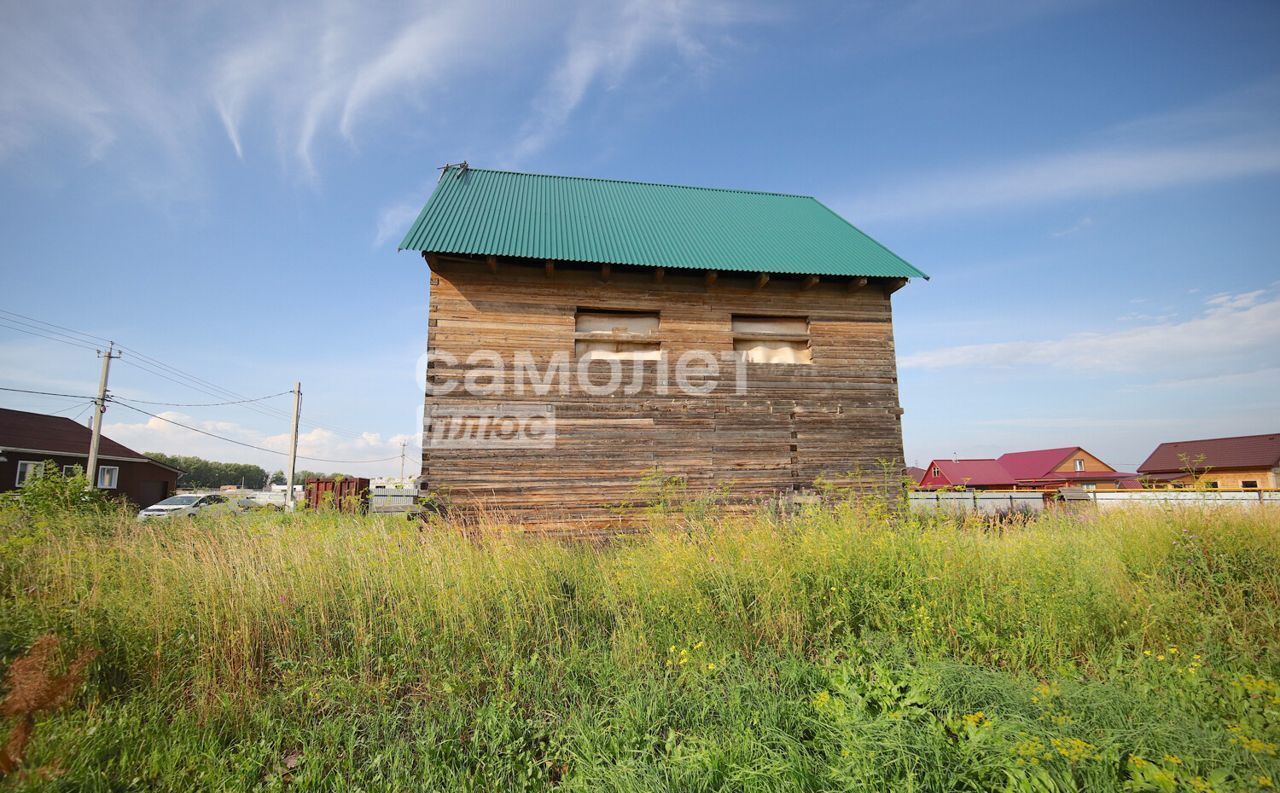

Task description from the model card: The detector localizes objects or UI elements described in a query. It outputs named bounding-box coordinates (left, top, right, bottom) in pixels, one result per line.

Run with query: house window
left=62, top=465, right=80, bottom=477
left=574, top=309, right=661, bottom=361
left=1074, top=459, right=1085, bottom=472
left=732, top=315, right=812, bottom=364
left=1204, top=481, right=1218, bottom=489
left=1081, top=483, right=1097, bottom=491
left=96, top=466, right=119, bottom=489
left=931, top=466, right=941, bottom=478
left=1242, top=480, right=1259, bottom=489
left=15, top=461, right=43, bottom=487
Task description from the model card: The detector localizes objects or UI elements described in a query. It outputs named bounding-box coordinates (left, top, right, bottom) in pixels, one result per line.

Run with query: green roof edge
left=398, top=166, right=929, bottom=282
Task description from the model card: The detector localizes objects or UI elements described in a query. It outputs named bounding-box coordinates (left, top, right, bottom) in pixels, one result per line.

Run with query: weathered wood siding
left=422, top=255, right=907, bottom=528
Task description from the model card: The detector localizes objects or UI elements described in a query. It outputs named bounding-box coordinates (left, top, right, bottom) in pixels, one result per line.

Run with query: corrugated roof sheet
left=923, top=459, right=1017, bottom=488
left=997, top=447, right=1081, bottom=479
left=1138, top=433, right=1280, bottom=473
left=399, top=166, right=928, bottom=280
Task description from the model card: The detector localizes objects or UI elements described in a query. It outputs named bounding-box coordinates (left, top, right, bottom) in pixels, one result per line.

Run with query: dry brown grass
left=0, top=634, right=97, bottom=776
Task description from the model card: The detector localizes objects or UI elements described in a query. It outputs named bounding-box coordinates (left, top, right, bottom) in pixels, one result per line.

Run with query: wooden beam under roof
left=884, top=277, right=908, bottom=295
left=802, top=275, right=820, bottom=290
left=754, top=273, right=770, bottom=289
left=847, top=276, right=868, bottom=292
left=486, top=255, right=498, bottom=274
left=653, top=267, right=666, bottom=283
left=545, top=260, right=555, bottom=278
left=705, top=270, right=719, bottom=287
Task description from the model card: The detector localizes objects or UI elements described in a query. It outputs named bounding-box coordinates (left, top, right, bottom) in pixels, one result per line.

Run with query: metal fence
left=369, top=487, right=418, bottom=514
left=908, top=490, right=1048, bottom=514
left=908, top=489, right=1280, bottom=513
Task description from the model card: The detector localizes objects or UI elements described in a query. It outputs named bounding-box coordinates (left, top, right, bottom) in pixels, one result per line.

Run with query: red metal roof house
left=917, top=446, right=1134, bottom=491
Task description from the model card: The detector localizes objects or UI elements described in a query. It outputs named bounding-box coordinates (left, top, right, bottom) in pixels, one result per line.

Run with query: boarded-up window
left=575, top=309, right=661, bottom=361
left=732, top=315, right=812, bottom=364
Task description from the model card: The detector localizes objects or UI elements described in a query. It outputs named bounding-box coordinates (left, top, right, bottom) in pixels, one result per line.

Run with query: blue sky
left=2, top=0, right=1278, bottom=477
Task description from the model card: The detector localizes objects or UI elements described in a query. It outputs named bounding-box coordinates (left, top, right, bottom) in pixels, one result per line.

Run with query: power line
left=1, top=308, right=377, bottom=442
left=109, top=389, right=293, bottom=407
left=0, top=319, right=101, bottom=353
left=110, top=401, right=288, bottom=456
left=0, top=308, right=110, bottom=346
left=49, top=400, right=96, bottom=416
left=110, top=401, right=403, bottom=464
left=0, top=386, right=97, bottom=400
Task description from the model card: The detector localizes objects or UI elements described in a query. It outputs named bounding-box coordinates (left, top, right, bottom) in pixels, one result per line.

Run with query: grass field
left=0, top=491, right=1278, bottom=791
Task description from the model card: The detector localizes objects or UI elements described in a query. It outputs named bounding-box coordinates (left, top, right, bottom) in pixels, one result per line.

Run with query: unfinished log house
left=400, top=165, right=927, bottom=529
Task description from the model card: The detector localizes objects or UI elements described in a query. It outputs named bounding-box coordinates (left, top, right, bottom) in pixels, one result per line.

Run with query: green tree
left=144, top=453, right=269, bottom=489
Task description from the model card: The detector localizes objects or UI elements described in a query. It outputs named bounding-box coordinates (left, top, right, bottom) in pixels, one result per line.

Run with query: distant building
left=0, top=407, right=181, bottom=507
left=917, top=446, right=1134, bottom=491
left=1137, top=433, right=1280, bottom=489
left=918, top=459, right=1016, bottom=490
left=903, top=466, right=926, bottom=484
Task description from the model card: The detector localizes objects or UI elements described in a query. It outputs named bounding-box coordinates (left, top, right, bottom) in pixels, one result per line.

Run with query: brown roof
left=0, top=406, right=180, bottom=470
left=1138, top=433, right=1280, bottom=473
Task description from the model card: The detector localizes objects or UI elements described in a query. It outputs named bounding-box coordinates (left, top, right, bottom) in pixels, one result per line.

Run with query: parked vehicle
left=136, top=493, right=242, bottom=520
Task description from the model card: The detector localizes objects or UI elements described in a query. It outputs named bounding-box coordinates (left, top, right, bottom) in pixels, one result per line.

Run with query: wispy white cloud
left=374, top=196, right=426, bottom=249
left=855, top=0, right=1097, bottom=45
left=900, top=288, right=1280, bottom=375
left=1050, top=216, right=1093, bottom=238
left=848, top=136, right=1280, bottom=223
left=844, top=78, right=1280, bottom=224
left=509, top=0, right=753, bottom=161
left=0, top=1, right=202, bottom=196
left=211, top=0, right=523, bottom=180
left=2, top=0, right=759, bottom=187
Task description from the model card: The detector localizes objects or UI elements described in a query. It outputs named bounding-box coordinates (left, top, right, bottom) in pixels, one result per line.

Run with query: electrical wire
left=110, top=401, right=403, bottom=464
left=108, top=389, right=293, bottom=407
left=1, top=308, right=381, bottom=443
left=0, top=308, right=110, bottom=346
left=0, top=318, right=101, bottom=353
left=0, top=386, right=97, bottom=400
left=48, top=400, right=95, bottom=416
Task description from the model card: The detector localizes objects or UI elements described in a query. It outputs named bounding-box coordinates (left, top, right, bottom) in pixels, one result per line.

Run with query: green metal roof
left=399, top=166, right=927, bottom=280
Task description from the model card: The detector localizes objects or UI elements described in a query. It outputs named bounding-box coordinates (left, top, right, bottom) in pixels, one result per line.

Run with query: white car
left=137, top=493, right=241, bottom=520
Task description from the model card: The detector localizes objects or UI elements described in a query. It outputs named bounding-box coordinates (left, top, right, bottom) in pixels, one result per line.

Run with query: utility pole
left=86, top=342, right=121, bottom=488
left=284, top=382, right=301, bottom=511
left=399, top=439, right=407, bottom=481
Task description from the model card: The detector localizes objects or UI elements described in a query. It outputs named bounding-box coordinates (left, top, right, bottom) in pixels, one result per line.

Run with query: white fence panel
left=909, top=489, right=1279, bottom=513
left=908, top=491, right=1046, bottom=514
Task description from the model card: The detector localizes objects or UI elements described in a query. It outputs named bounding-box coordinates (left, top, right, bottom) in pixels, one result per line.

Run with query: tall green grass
left=0, top=501, right=1277, bottom=791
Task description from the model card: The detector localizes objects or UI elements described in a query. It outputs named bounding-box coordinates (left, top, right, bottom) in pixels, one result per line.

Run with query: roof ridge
left=1155, top=433, right=1280, bottom=445
left=449, top=166, right=818, bottom=200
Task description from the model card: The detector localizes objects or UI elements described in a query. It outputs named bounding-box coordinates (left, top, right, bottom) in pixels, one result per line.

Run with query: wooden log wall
left=422, top=255, right=908, bottom=531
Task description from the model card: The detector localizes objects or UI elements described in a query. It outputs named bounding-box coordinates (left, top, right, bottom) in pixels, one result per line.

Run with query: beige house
left=1137, top=433, right=1280, bottom=489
